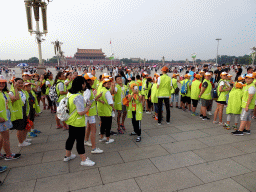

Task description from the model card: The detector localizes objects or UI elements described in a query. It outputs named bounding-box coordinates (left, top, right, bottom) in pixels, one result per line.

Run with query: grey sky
left=1, top=0, right=256, bottom=61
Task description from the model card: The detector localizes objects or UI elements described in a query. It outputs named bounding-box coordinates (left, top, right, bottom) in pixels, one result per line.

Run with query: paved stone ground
left=0, top=67, right=256, bottom=191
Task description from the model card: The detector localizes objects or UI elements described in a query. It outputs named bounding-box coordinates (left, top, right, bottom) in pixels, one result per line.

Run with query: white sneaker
left=207, top=111, right=213, bottom=116
left=63, top=153, right=76, bottom=162
left=80, top=157, right=95, bottom=166
left=91, top=148, right=104, bottom=154
left=84, top=141, right=92, bottom=147
left=18, top=141, right=31, bottom=147
left=146, top=111, right=151, bottom=114
left=106, top=139, right=114, bottom=144
left=99, top=137, right=107, bottom=142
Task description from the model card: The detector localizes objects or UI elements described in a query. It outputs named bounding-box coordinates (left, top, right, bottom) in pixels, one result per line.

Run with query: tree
left=48, top=56, right=58, bottom=63
left=28, top=57, right=39, bottom=63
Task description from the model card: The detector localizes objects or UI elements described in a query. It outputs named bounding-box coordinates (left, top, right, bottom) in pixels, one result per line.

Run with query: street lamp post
left=215, top=38, right=222, bottom=65
left=24, top=0, right=52, bottom=75
left=162, top=56, right=165, bottom=66
left=143, top=58, right=146, bottom=68
left=52, top=40, right=63, bottom=67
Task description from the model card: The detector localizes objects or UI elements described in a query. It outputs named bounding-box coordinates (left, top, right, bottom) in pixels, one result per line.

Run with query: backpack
left=49, top=84, right=59, bottom=102
left=211, top=81, right=221, bottom=100
left=181, top=81, right=189, bottom=94
left=57, top=95, right=76, bottom=122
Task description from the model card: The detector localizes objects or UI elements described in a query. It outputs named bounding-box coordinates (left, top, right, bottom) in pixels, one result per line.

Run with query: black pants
left=65, top=125, right=85, bottom=154
left=132, top=111, right=141, bottom=136
left=158, top=98, right=170, bottom=123
left=100, top=116, right=112, bottom=137
left=46, top=95, right=52, bottom=107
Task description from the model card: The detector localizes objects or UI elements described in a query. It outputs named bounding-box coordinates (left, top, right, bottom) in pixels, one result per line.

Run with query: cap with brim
left=172, top=74, right=179, bottom=77
left=195, top=74, right=201, bottom=79
left=0, top=75, right=7, bottom=83
left=33, top=73, right=39, bottom=76
left=245, top=74, right=254, bottom=78
left=102, top=73, right=110, bottom=78
left=24, top=82, right=31, bottom=86
left=235, top=82, right=243, bottom=89
left=227, top=74, right=232, bottom=77
left=102, top=78, right=111, bottom=84
left=199, top=70, right=205, bottom=74
left=130, top=83, right=137, bottom=89
left=185, top=74, right=192, bottom=78
left=143, top=72, right=148, bottom=76
left=220, top=72, right=228, bottom=76
left=84, top=73, right=96, bottom=81
left=238, top=76, right=244, bottom=81
left=161, top=66, right=169, bottom=72
left=205, top=72, right=211, bottom=76
left=22, top=72, right=30, bottom=76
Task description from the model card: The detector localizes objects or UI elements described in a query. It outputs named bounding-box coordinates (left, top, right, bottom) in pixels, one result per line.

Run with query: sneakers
left=120, top=124, right=126, bottom=131
left=158, top=123, right=162, bottom=126
left=110, top=131, right=117, bottom=136
left=32, top=129, right=41, bottom=134
left=207, top=111, right=213, bottom=116
left=63, top=153, right=76, bottom=162
left=80, top=157, right=95, bottom=166
left=243, top=130, right=251, bottom=135
left=202, top=116, right=210, bottom=120
left=223, top=124, right=230, bottom=130
left=219, top=122, right=225, bottom=126
left=117, top=129, right=124, bottom=134
left=199, top=114, right=203, bottom=119
left=25, top=138, right=32, bottom=142
left=91, top=148, right=104, bottom=154
left=136, top=136, right=141, bottom=142
left=99, top=137, right=107, bottom=142
left=232, top=130, right=244, bottom=136
left=18, top=141, right=31, bottom=147
left=27, top=132, right=37, bottom=138
left=84, top=141, right=92, bottom=147
left=213, top=121, right=218, bottom=124
left=5, top=153, right=21, bottom=161
left=191, top=112, right=196, bottom=116
left=166, top=122, right=170, bottom=124
left=146, top=111, right=152, bottom=114
left=130, top=132, right=137, bottom=136
left=0, top=166, right=7, bottom=173
left=106, top=139, right=114, bottom=144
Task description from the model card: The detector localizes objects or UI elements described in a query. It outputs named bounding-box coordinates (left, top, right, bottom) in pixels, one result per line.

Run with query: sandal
left=63, top=125, right=69, bottom=131
left=117, top=129, right=124, bottom=134
left=120, top=124, right=126, bottom=131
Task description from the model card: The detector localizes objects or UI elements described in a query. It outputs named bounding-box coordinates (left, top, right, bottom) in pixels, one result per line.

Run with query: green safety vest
left=191, top=80, right=201, bottom=100
left=158, top=74, right=171, bottom=97
left=56, top=80, right=67, bottom=103
left=31, top=90, right=41, bottom=113
left=66, top=80, right=73, bottom=91
left=127, top=93, right=143, bottom=121
left=201, top=79, right=212, bottom=100
left=0, top=92, right=15, bottom=122
left=145, top=82, right=152, bottom=100
left=87, top=89, right=97, bottom=116
left=92, top=79, right=99, bottom=89
left=226, top=88, right=243, bottom=114
left=65, top=93, right=86, bottom=127
left=129, top=80, right=136, bottom=94
left=114, top=84, right=127, bottom=111
left=97, top=87, right=112, bottom=117
left=171, top=78, right=178, bottom=94
left=45, top=79, right=54, bottom=95
left=217, top=79, right=229, bottom=102
left=241, top=83, right=256, bottom=109
left=10, top=88, right=28, bottom=121
left=151, top=83, right=158, bottom=103
left=185, top=79, right=191, bottom=97
left=97, top=82, right=103, bottom=94
left=141, top=78, right=147, bottom=95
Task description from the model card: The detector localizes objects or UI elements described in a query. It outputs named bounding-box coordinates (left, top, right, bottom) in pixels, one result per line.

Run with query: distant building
left=130, top=58, right=140, bottom=62
left=74, top=49, right=106, bottom=59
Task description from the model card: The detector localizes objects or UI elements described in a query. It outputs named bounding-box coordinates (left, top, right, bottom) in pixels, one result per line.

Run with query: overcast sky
left=0, top=0, right=256, bottom=61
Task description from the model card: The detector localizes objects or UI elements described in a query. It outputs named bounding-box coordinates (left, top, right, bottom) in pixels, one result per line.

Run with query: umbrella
left=17, top=63, right=28, bottom=67
left=153, top=65, right=157, bottom=67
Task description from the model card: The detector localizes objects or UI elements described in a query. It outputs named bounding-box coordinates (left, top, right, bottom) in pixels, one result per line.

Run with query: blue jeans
left=171, top=94, right=179, bottom=103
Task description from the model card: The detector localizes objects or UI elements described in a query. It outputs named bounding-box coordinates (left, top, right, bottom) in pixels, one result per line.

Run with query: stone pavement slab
left=119, top=145, right=169, bottom=162
left=161, top=139, right=208, bottom=154
left=0, top=180, right=36, bottom=192
left=34, top=168, right=102, bottom=192
left=5, top=160, right=69, bottom=184
left=200, top=127, right=233, bottom=136
left=231, top=152, right=256, bottom=171
left=193, top=144, right=245, bottom=162
left=187, top=158, right=251, bottom=183
left=197, top=134, right=239, bottom=147
left=99, top=159, right=159, bottom=184
left=135, top=167, right=203, bottom=192
left=150, top=151, right=205, bottom=171
left=232, top=139, right=256, bottom=153
left=74, top=179, right=141, bottom=192
left=175, top=122, right=213, bottom=131
left=135, top=135, right=176, bottom=147
left=178, top=178, right=250, bottom=192
left=232, top=171, right=256, bottom=192
left=144, top=127, right=182, bottom=137
left=170, top=130, right=209, bottom=141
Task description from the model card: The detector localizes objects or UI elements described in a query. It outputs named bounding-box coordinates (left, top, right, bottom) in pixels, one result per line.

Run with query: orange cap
left=161, top=66, right=169, bottom=72
left=195, top=74, right=201, bottom=79
left=238, top=76, right=244, bottom=81
left=84, top=73, right=96, bottom=81
left=235, top=82, right=243, bottom=89
left=0, top=75, right=7, bottom=83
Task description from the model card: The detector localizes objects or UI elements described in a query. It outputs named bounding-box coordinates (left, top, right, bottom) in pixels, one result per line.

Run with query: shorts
left=0, top=110, right=13, bottom=132
left=216, top=101, right=227, bottom=105
left=201, top=99, right=211, bottom=108
left=192, top=99, right=199, bottom=108
left=240, top=108, right=254, bottom=121
left=11, top=105, right=27, bottom=131
left=117, top=105, right=127, bottom=113
left=86, top=116, right=96, bottom=124
left=181, top=96, right=191, bottom=104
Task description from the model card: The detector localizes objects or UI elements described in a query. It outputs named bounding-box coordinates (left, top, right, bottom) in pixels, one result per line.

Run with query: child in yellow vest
left=127, top=83, right=143, bottom=142
left=223, top=82, right=243, bottom=130
left=150, top=74, right=159, bottom=121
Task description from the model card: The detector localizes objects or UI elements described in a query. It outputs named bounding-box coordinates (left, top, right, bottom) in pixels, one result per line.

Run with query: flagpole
left=110, top=38, right=112, bottom=66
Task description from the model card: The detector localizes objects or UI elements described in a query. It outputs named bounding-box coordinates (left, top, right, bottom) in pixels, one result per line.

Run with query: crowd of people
left=0, top=64, right=256, bottom=177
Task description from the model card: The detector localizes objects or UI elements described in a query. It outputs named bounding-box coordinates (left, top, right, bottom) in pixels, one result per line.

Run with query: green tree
left=28, top=57, right=39, bottom=63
